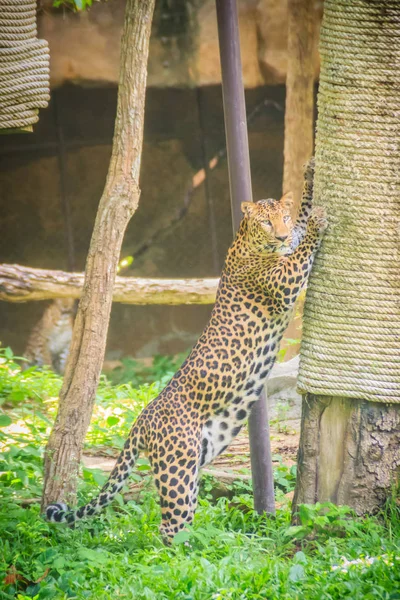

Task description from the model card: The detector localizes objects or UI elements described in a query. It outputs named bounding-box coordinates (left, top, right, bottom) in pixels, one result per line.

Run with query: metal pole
left=216, top=0, right=275, bottom=514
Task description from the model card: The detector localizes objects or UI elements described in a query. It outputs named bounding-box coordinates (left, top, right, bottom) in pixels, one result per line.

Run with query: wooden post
left=216, top=0, right=275, bottom=515
left=283, top=0, right=317, bottom=209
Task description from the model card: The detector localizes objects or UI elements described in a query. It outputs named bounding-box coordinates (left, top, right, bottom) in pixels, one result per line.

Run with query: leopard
left=24, top=298, right=75, bottom=375
left=46, top=158, right=327, bottom=542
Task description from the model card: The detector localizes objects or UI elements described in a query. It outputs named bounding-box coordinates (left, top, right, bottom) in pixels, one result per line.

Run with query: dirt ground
left=83, top=421, right=300, bottom=479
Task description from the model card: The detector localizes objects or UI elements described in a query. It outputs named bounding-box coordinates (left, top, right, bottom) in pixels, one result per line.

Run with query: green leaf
left=288, top=564, right=305, bottom=582
left=118, top=256, right=134, bottom=271
left=298, top=504, right=313, bottom=526
left=171, top=530, right=191, bottom=545
left=4, top=347, right=13, bottom=359
left=10, top=390, right=26, bottom=402
left=53, top=556, right=66, bottom=570
left=114, top=493, right=124, bottom=507
left=106, top=416, right=120, bottom=427
left=0, top=414, right=12, bottom=427
left=294, top=551, right=307, bottom=564
left=91, top=470, right=108, bottom=487
left=137, top=464, right=151, bottom=472
left=284, top=525, right=308, bottom=539
left=77, top=548, right=109, bottom=564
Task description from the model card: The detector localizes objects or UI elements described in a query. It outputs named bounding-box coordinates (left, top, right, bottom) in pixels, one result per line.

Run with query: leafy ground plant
left=1, top=346, right=400, bottom=599
left=107, top=352, right=188, bottom=387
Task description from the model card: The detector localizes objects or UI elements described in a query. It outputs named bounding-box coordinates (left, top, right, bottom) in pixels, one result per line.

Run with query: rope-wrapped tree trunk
left=293, top=0, right=400, bottom=514
left=0, top=0, right=50, bottom=131
left=42, top=0, right=155, bottom=509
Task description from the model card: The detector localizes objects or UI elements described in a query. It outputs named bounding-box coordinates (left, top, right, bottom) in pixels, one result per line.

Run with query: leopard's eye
left=263, top=220, right=272, bottom=227
left=283, top=215, right=291, bottom=223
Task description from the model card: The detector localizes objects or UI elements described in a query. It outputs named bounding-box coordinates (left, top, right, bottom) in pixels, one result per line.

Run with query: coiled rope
left=298, top=0, right=400, bottom=403
left=0, top=0, right=50, bottom=130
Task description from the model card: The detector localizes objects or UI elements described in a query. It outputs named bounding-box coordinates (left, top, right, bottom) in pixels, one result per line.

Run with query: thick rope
left=298, top=0, right=400, bottom=403
left=0, top=0, right=50, bottom=130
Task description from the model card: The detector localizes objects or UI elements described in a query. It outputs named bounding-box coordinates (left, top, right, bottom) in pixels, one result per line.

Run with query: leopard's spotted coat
left=24, top=299, right=75, bottom=375
left=46, top=159, right=327, bottom=542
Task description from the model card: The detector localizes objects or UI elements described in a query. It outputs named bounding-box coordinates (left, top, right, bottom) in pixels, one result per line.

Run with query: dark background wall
left=0, top=84, right=287, bottom=359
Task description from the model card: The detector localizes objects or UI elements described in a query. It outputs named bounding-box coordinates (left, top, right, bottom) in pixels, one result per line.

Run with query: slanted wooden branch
left=42, top=0, right=158, bottom=509
left=0, top=264, right=219, bottom=305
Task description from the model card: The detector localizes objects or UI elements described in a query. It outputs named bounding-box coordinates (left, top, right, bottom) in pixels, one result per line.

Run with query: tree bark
left=41, top=0, right=156, bottom=509
left=293, top=395, right=400, bottom=514
left=0, top=263, right=218, bottom=305
left=283, top=0, right=317, bottom=210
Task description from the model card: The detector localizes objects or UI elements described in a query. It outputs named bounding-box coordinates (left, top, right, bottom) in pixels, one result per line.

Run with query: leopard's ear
left=241, top=202, right=258, bottom=218
left=281, top=191, right=294, bottom=210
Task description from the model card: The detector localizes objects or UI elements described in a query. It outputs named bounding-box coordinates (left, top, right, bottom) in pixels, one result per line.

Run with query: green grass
left=1, top=346, right=399, bottom=600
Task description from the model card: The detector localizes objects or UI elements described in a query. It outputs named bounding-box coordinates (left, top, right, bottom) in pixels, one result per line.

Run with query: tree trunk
left=41, top=0, right=155, bottom=509
left=0, top=263, right=218, bottom=305
left=293, top=395, right=400, bottom=514
left=283, top=0, right=318, bottom=210
left=294, top=0, right=400, bottom=514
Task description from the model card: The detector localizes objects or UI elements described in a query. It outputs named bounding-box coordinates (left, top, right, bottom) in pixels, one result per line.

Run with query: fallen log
left=0, top=263, right=219, bottom=305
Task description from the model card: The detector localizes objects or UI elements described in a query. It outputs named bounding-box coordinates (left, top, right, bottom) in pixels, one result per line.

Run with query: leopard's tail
left=45, top=422, right=142, bottom=525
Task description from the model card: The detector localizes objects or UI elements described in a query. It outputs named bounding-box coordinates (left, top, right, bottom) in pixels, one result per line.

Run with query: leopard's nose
left=276, top=234, right=288, bottom=242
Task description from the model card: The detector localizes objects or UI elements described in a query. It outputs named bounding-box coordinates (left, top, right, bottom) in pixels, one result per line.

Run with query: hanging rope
left=0, top=0, right=50, bottom=131
left=298, top=0, right=400, bottom=403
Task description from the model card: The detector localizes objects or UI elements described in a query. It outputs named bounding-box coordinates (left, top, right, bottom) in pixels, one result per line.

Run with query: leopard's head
left=241, top=192, right=294, bottom=255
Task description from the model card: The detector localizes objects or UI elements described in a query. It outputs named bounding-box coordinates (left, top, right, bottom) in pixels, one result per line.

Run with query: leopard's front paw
left=303, top=156, right=315, bottom=182
left=309, top=206, right=328, bottom=234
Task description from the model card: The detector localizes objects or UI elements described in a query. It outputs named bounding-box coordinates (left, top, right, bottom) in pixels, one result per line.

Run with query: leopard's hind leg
left=149, top=428, right=201, bottom=543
